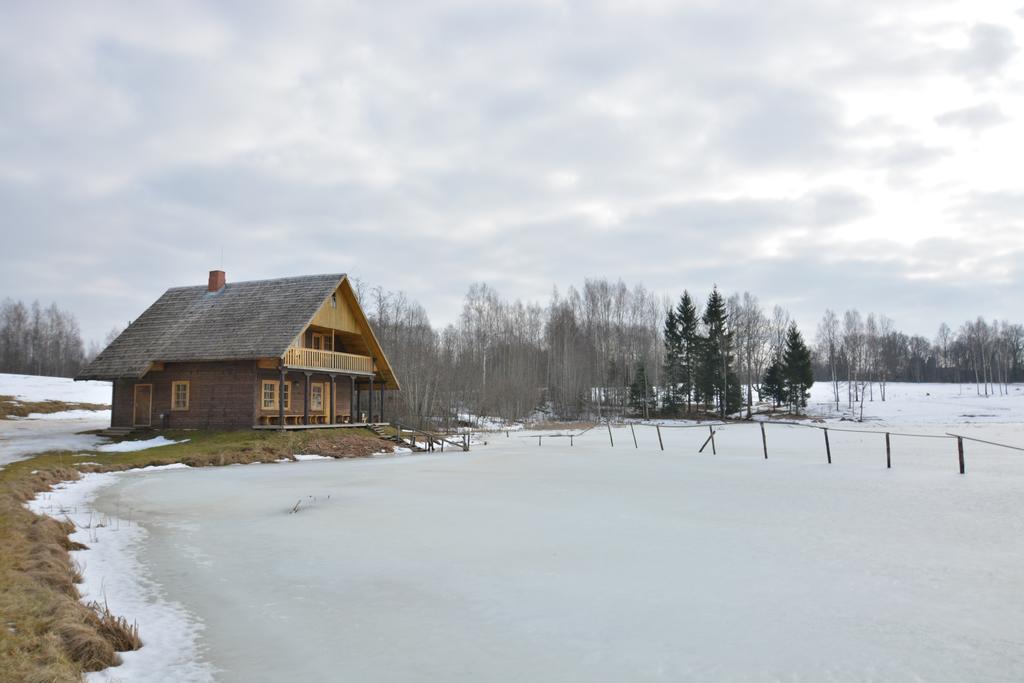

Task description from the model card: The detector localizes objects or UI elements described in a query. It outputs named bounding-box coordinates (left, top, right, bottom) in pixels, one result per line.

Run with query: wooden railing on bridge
left=283, top=347, right=374, bottom=374
left=395, top=424, right=470, bottom=452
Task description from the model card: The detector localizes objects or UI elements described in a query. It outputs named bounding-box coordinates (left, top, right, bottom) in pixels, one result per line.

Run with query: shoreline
left=22, top=449, right=414, bottom=681
left=27, top=466, right=216, bottom=683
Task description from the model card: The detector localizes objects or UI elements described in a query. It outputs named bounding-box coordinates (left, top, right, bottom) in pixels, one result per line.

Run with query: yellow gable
left=309, top=287, right=359, bottom=333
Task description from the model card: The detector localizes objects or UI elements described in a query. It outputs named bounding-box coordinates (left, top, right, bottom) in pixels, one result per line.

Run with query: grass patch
left=0, top=427, right=395, bottom=681
left=0, top=396, right=110, bottom=420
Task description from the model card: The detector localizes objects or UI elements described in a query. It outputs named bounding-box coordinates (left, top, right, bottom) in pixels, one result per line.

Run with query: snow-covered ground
left=0, top=373, right=112, bottom=466
left=0, top=372, right=111, bottom=404
left=35, top=416, right=1024, bottom=682
left=806, top=380, right=1024, bottom=425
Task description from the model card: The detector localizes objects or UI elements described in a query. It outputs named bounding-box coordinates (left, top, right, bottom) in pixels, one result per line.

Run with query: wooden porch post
left=369, top=377, right=375, bottom=423
left=350, top=377, right=356, bottom=423
left=303, top=372, right=311, bottom=425
left=380, top=384, right=385, bottom=422
left=355, top=379, right=361, bottom=422
left=278, top=367, right=286, bottom=432
left=329, top=374, right=336, bottom=425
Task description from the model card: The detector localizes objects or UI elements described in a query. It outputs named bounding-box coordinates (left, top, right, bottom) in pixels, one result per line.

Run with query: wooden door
left=133, top=384, right=152, bottom=427
left=310, top=383, right=328, bottom=418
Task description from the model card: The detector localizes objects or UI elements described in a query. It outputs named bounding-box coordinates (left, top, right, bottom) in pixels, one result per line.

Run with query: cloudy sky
left=2, top=1, right=1022, bottom=343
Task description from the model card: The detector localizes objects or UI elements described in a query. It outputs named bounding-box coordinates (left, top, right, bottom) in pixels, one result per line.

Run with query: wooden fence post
left=630, top=424, right=638, bottom=449
left=607, top=422, right=614, bottom=447
left=698, top=429, right=716, bottom=454
left=538, top=435, right=542, bottom=447
left=760, top=422, right=768, bottom=459
left=885, top=432, right=891, bottom=469
left=957, top=436, right=965, bottom=474
left=570, top=434, right=574, bottom=447
left=656, top=425, right=663, bottom=451
left=823, top=428, right=832, bottom=464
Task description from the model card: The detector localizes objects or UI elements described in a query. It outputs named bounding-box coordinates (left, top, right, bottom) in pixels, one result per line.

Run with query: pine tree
left=782, top=323, right=814, bottom=413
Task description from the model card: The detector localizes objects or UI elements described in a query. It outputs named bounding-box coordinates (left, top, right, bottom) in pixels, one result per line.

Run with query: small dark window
left=331, top=294, right=337, bottom=308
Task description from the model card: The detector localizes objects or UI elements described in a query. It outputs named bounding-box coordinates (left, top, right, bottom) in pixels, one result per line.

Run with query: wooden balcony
left=283, top=347, right=375, bottom=374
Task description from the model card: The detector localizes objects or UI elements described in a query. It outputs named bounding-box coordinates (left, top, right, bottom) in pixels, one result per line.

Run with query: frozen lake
left=75, top=429, right=1024, bottom=682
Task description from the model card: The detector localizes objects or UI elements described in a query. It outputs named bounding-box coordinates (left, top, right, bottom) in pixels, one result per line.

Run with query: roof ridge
left=166, top=272, right=345, bottom=290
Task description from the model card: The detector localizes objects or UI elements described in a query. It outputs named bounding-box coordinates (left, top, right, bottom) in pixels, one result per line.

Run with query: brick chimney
left=208, top=270, right=226, bottom=292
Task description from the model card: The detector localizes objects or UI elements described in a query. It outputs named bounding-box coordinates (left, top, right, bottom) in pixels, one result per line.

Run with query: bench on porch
left=258, top=414, right=354, bottom=426
left=259, top=415, right=305, bottom=426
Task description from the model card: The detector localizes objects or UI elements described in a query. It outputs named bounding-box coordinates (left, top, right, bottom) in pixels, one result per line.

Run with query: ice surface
left=20, top=381, right=1024, bottom=680
left=0, top=415, right=110, bottom=465
left=96, top=436, right=187, bottom=453
left=68, top=421, right=1024, bottom=682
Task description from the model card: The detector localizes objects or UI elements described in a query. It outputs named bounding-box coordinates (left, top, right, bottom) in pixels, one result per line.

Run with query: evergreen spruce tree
left=761, top=362, right=784, bottom=410
left=628, top=362, right=654, bottom=418
left=782, top=323, right=814, bottom=413
left=701, top=287, right=734, bottom=418
left=677, top=292, right=700, bottom=415
left=726, top=368, right=744, bottom=415
left=662, top=305, right=681, bottom=415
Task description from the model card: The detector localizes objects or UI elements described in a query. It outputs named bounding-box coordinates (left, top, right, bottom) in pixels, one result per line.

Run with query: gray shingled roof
left=78, top=274, right=345, bottom=380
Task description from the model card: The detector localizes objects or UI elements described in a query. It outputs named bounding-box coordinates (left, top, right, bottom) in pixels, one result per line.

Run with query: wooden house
left=78, top=271, right=400, bottom=430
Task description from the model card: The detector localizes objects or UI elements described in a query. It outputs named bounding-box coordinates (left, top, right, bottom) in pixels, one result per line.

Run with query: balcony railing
left=283, top=347, right=374, bottom=374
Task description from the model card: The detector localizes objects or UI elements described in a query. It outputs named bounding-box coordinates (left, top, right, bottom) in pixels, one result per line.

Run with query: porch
left=256, top=363, right=391, bottom=430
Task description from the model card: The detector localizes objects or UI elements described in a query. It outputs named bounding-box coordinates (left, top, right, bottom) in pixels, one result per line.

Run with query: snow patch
left=96, top=437, right=187, bottom=453
left=292, top=453, right=332, bottom=461
left=128, top=463, right=192, bottom=472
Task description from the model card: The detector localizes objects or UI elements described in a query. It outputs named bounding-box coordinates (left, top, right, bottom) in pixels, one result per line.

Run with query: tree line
left=363, top=279, right=816, bottom=428
left=363, top=280, right=1024, bottom=428
left=815, top=310, right=1024, bottom=415
left=0, top=299, right=92, bottom=378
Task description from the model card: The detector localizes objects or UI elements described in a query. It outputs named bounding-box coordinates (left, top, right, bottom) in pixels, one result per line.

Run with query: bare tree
left=816, top=309, right=841, bottom=410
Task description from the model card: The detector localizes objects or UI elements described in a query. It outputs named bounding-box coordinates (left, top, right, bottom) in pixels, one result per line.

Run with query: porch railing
left=283, top=347, right=374, bottom=374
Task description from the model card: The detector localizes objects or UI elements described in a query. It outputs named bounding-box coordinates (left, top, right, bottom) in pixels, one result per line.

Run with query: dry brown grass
left=0, top=427, right=395, bottom=682
left=0, top=396, right=110, bottom=420
left=89, top=600, right=141, bottom=654
left=527, top=420, right=598, bottom=431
